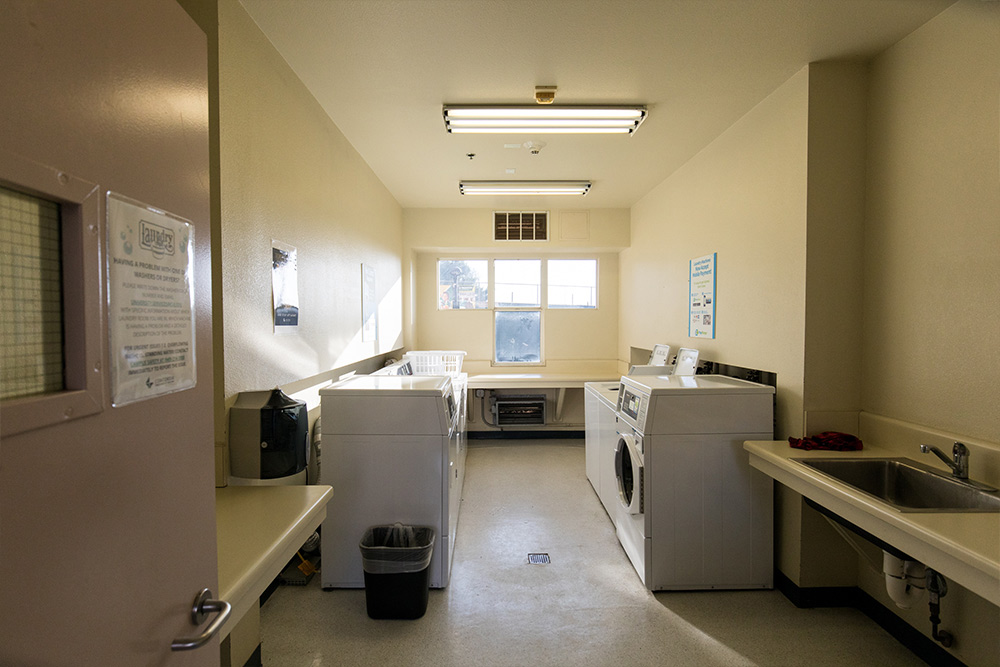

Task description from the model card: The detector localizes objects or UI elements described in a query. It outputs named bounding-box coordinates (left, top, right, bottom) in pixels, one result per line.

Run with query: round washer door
left=614, top=432, right=644, bottom=515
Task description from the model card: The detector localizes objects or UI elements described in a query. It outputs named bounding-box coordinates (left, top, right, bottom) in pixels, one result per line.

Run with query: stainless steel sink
left=792, top=457, right=1000, bottom=513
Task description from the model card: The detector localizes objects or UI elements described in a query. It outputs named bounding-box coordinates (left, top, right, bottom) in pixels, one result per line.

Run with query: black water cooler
left=229, top=388, right=309, bottom=482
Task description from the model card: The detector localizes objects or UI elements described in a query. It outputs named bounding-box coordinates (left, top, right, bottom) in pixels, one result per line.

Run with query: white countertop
left=216, top=484, right=333, bottom=637
left=468, top=373, right=619, bottom=389
left=744, top=440, right=1000, bottom=606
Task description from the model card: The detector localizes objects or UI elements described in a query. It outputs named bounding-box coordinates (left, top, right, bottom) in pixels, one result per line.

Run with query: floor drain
left=527, top=553, right=550, bottom=564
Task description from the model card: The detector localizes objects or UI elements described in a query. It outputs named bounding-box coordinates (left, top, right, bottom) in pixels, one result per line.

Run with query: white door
left=0, top=1, right=218, bottom=665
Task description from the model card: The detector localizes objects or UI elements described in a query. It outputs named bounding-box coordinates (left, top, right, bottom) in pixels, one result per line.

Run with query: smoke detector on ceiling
left=523, top=140, right=546, bottom=155
left=535, top=86, right=557, bottom=104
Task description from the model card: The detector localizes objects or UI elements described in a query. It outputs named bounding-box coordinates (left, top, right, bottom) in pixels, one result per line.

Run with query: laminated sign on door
left=107, top=192, right=196, bottom=406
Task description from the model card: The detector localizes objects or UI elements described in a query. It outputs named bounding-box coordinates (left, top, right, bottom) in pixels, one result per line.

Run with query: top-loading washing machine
left=370, top=359, right=413, bottom=375
left=319, top=374, right=463, bottom=589
left=614, top=374, right=775, bottom=591
left=584, top=380, right=621, bottom=517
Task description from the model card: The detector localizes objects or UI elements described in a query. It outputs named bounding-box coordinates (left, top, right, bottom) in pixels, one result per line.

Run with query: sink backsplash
left=859, top=412, right=1000, bottom=488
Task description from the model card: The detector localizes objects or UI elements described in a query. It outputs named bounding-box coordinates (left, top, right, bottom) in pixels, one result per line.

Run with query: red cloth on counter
left=788, top=431, right=863, bottom=451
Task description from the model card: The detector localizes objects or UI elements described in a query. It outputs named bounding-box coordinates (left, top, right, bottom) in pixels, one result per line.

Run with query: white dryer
left=584, top=380, right=621, bottom=516
left=319, top=374, right=464, bottom=589
left=614, top=374, right=774, bottom=591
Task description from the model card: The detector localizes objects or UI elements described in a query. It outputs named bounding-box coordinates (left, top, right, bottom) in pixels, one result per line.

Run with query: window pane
left=494, top=311, right=541, bottom=363
left=495, top=259, right=540, bottom=307
left=548, top=259, right=597, bottom=308
left=438, top=259, right=488, bottom=309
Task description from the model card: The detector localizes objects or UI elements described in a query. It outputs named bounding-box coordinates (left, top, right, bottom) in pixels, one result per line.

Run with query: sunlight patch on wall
left=379, top=276, right=403, bottom=352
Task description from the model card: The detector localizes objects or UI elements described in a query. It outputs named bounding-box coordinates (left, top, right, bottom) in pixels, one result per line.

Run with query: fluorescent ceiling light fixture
left=459, top=181, right=592, bottom=196
left=443, top=105, right=647, bottom=135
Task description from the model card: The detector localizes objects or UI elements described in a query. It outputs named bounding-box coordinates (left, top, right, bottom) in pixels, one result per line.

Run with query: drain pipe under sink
left=817, top=511, right=954, bottom=647
left=881, top=552, right=954, bottom=646
left=818, top=513, right=928, bottom=609
left=817, top=514, right=926, bottom=607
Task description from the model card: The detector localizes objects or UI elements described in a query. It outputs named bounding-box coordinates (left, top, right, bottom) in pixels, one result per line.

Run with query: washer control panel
left=617, top=380, right=649, bottom=433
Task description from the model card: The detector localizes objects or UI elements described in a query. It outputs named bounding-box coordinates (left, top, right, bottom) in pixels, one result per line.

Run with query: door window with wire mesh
left=0, top=186, right=65, bottom=400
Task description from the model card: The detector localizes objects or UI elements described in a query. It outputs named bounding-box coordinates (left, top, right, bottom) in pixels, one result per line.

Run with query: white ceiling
left=238, top=0, right=953, bottom=210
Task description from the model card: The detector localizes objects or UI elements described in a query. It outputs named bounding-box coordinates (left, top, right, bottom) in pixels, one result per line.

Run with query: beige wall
left=202, top=0, right=998, bottom=659
left=622, top=4, right=999, bottom=661
left=217, top=0, right=403, bottom=402
left=403, top=208, right=630, bottom=254
left=623, top=67, right=810, bottom=440
left=862, top=1, right=1000, bottom=444
left=622, top=63, right=873, bottom=591
left=410, top=251, right=620, bottom=374
left=213, top=0, right=404, bottom=483
left=403, top=208, right=627, bottom=374
left=802, top=61, right=868, bottom=435
left=854, top=5, right=1000, bottom=665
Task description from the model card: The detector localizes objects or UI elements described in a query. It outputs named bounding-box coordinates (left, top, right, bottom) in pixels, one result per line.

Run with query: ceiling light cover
left=459, top=181, right=592, bottom=196
left=444, top=105, right=647, bottom=135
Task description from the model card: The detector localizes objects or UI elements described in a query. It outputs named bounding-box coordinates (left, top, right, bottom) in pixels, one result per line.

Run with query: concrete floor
left=260, top=440, right=923, bottom=666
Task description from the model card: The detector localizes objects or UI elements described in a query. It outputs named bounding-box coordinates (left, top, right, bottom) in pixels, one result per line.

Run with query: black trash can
left=359, top=524, right=435, bottom=619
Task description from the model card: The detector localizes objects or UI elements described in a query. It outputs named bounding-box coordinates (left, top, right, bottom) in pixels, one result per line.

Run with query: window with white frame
left=437, top=259, right=488, bottom=309
left=494, top=259, right=541, bottom=363
left=494, top=259, right=540, bottom=308
left=436, top=257, right=598, bottom=366
left=547, top=259, right=597, bottom=309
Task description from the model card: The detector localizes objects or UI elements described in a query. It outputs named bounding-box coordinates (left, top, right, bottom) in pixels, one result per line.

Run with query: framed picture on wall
left=272, top=240, right=299, bottom=334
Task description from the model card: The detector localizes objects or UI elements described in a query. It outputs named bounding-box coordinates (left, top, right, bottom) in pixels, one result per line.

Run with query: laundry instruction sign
left=107, top=193, right=196, bottom=406
left=689, top=253, right=716, bottom=339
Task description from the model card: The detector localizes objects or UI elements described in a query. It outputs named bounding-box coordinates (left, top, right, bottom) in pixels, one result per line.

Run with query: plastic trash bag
left=359, top=523, right=435, bottom=575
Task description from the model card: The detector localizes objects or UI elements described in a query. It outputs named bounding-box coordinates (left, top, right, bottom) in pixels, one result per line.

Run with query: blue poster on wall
left=689, top=253, right=716, bottom=339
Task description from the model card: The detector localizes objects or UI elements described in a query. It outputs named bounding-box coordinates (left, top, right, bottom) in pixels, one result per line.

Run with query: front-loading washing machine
left=613, top=420, right=645, bottom=573
left=318, top=374, right=463, bottom=589
left=613, top=374, right=775, bottom=590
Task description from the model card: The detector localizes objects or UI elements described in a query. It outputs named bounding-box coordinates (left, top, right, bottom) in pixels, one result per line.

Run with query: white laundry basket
left=402, top=350, right=466, bottom=376
left=403, top=350, right=468, bottom=432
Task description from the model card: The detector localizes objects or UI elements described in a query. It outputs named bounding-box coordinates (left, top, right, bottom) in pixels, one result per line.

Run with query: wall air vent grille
left=494, top=211, right=548, bottom=242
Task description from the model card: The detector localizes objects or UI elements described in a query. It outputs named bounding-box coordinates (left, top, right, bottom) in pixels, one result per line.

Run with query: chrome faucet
left=920, top=442, right=970, bottom=480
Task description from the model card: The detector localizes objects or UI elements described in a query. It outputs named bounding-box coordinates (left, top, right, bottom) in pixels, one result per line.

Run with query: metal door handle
left=170, top=588, right=232, bottom=651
